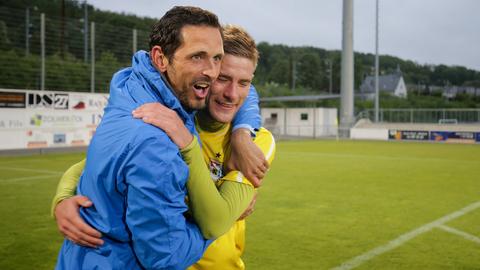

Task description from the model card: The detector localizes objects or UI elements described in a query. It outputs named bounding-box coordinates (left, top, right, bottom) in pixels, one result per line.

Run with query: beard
left=164, top=62, right=210, bottom=111
left=176, top=87, right=207, bottom=111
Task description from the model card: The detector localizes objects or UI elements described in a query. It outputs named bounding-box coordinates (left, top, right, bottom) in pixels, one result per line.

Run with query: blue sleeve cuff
left=231, top=124, right=258, bottom=138
left=232, top=84, right=261, bottom=132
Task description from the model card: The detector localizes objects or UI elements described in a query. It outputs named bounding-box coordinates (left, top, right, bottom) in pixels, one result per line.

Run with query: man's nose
left=223, top=84, right=239, bottom=101
left=202, top=59, right=220, bottom=80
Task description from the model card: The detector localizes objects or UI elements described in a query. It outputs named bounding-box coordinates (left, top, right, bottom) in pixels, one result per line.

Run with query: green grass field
left=0, top=140, right=479, bottom=269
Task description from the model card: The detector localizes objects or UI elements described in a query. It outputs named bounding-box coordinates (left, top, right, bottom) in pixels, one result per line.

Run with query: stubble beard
left=177, top=87, right=206, bottom=111
left=166, top=63, right=206, bottom=111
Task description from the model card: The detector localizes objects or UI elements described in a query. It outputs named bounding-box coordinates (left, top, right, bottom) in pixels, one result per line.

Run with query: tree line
left=1, top=0, right=479, bottom=108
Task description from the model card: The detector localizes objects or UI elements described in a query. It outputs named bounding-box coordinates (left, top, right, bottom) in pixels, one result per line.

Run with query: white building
left=261, top=107, right=338, bottom=138
left=360, top=67, right=408, bottom=99
left=443, top=86, right=480, bottom=99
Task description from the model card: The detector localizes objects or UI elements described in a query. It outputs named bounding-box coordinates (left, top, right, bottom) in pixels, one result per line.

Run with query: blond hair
left=222, top=24, right=259, bottom=67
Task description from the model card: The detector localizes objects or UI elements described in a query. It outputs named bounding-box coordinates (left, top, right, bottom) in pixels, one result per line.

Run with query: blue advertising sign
left=430, top=131, right=476, bottom=143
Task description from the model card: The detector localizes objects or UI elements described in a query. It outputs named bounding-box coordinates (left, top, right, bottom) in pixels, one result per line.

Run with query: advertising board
left=0, top=91, right=26, bottom=108
left=388, top=130, right=430, bottom=141
left=430, top=131, right=476, bottom=144
left=0, top=89, right=108, bottom=150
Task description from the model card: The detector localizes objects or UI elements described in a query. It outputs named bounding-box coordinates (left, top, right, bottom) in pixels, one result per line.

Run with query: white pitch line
left=331, top=201, right=480, bottom=270
left=0, top=166, right=63, bottom=174
left=436, top=224, right=480, bottom=245
left=0, top=173, right=61, bottom=183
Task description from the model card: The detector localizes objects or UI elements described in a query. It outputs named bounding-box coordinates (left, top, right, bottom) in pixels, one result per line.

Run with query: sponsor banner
left=1, top=110, right=102, bottom=130
left=24, top=129, right=91, bottom=148
left=54, top=133, right=67, bottom=144
left=477, top=133, right=480, bottom=142
left=0, top=109, right=27, bottom=129
left=26, top=130, right=49, bottom=148
left=28, top=112, right=84, bottom=128
left=388, top=130, right=401, bottom=140
left=27, top=92, right=69, bottom=109
left=0, top=91, right=26, bottom=108
left=71, top=140, right=86, bottom=146
left=27, top=110, right=103, bottom=129
left=27, top=141, right=48, bottom=148
left=430, top=131, right=476, bottom=144
left=388, top=130, right=429, bottom=141
left=0, top=130, right=27, bottom=150
left=88, top=113, right=103, bottom=128
left=0, top=90, right=107, bottom=150
left=71, top=131, right=89, bottom=146
left=69, top=93, right=108, bottom=111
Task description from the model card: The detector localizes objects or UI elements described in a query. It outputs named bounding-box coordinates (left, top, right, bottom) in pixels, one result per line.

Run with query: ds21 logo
left=28, top=93, right=69, bottom=109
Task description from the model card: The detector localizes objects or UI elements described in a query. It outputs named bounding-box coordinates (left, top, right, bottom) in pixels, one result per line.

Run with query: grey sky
left=88, top=0, right=480, bottom=71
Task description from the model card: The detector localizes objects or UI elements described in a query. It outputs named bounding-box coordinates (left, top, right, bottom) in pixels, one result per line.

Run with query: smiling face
left=152, top=25, right=224, bottom=110
left=207, top=54, right=256, bottom=123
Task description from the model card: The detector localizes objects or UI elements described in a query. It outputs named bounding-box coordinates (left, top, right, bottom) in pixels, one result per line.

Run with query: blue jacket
left=55, top=51, right=260, bottom=270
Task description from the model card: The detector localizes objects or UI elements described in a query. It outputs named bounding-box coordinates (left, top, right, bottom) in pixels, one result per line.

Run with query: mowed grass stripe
left=283, top=151, right=479, bottom=164
left=0, top=152, right=85, bottom=268
left=0, top=166, right=64, bottom=174
left=0, top=174, right=62, bottom=183
left=330, top=201, right=480, bottom=270
left=0, top=141, right=479, bottom=270
left=244, top=140, right=480, bottom=269
left=277, top=140, right=479, bottom=162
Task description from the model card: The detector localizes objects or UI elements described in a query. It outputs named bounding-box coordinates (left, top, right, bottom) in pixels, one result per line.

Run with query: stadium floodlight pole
left=40, top=13, right=45, bottom=91
left=329, top=59, right=333, bottom=94
left=90, top=22, right=95, bottom=93
left=292, top=59, right=296, bottom=92
left=132, top=28, right=137, bottom=55
left=25, top=8, right=30, bottom=56
left=84, top=0, right=88, bottom=63
left=374, top=0, right=380, bottom=122
left=340, top=0, right=355, bottom=137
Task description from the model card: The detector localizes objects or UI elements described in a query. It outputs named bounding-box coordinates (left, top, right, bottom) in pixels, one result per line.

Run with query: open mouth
left=193, top=82, right=210, bottom=99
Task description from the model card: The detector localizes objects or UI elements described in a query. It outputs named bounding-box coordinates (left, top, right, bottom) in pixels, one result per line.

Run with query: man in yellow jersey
left=52, top=25, right=275, bottom=269
left=133, top=25, right=276, bottom=268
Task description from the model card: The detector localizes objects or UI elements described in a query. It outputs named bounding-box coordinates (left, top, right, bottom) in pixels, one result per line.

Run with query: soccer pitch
left=0, top=140, right=479, bottom=269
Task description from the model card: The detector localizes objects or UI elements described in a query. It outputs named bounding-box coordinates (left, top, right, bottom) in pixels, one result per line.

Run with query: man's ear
left=150, top=45, right=169, bottom=72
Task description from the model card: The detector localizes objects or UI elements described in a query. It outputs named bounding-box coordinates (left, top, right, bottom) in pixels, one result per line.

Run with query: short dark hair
left=149, top=6, right=222, bottom=60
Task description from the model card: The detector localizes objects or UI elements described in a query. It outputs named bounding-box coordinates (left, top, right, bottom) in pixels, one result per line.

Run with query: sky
left=87, top=0, right=480, bottom=71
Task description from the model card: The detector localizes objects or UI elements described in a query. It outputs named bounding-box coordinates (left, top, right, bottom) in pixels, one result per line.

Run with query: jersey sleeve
left=50, top=159, right=86, bottom=217
left=222, top=128, right=276, bottom=186
left=232, top=84, right=261, bottom=134
left=180, top=136, right=254, bottom=239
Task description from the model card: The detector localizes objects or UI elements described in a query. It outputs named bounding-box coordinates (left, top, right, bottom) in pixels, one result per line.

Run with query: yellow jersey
left=188, top=122, right=276, bottom=270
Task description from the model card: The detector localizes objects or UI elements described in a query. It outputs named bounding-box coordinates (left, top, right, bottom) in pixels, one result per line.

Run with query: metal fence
left=357, top=108, right=480, bottom=124
left=0, top=6, right=150, bottom=93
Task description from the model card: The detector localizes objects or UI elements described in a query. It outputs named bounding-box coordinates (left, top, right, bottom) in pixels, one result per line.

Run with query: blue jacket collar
left=131, top=51, right=193, bottom=122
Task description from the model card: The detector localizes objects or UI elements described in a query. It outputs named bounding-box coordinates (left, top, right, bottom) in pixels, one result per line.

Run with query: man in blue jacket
left=55, top=6, right=262, bottom=270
